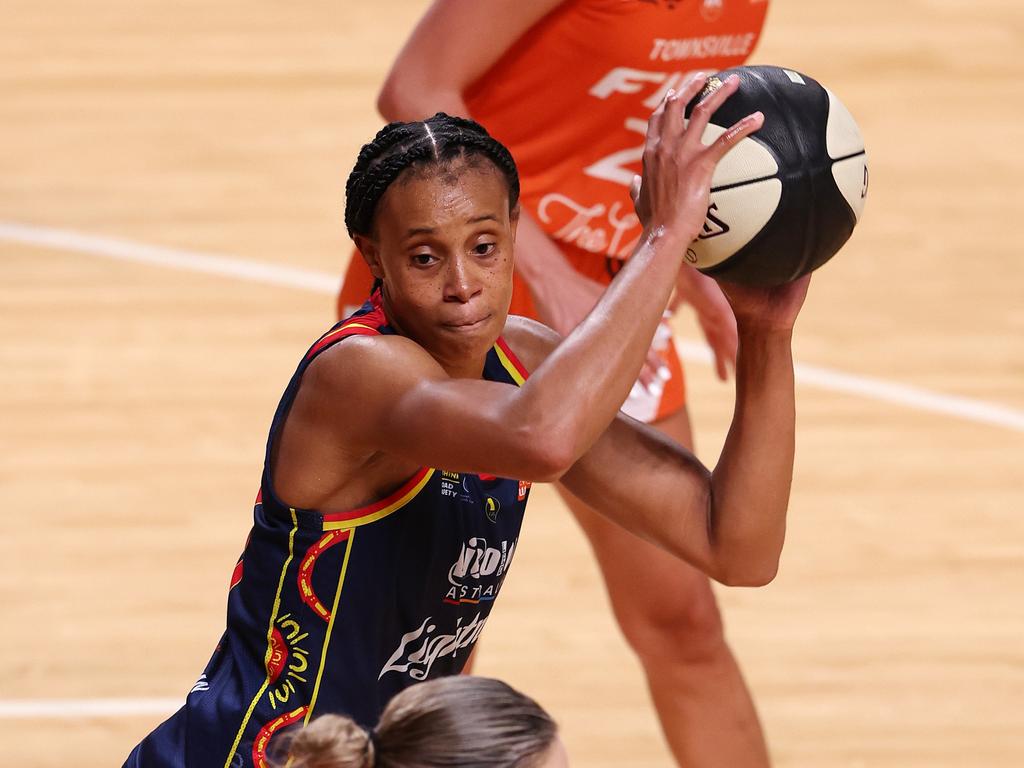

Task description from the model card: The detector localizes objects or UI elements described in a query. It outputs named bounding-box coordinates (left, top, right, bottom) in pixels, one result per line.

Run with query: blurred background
left=1, top=1, right=1022, bottom=765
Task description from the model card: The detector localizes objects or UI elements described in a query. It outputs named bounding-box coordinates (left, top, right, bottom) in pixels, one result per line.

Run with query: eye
left=473, top=242, right=496, bottom=257
left=412, top=252, right=437, bottom=267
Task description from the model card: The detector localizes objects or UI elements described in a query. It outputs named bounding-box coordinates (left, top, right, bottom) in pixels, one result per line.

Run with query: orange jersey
left=339, top=0, right=769, bottom=421
left=465, top=0, right=770, bottom=279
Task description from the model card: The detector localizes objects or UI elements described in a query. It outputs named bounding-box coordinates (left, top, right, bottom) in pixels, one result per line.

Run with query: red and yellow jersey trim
left=223, top=509, right=300, bottom=768
left=304, top=310, right=385, bottom=363
left=297, top=530, right=351, bottom=620
left=304, top=527, right=358, bottom=724
left=305, top=289, right=388, bottom=363
left=494, top=336, right=530, bottom=386
left=321, top=467, right=435, bottom=531
left=252, top=705, right=308, bottom=768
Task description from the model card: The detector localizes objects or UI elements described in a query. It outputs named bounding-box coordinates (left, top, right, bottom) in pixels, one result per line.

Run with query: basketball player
left=126, top=80, right=807, bottom=767
left=335, top=1, right=774, bottom=765
left=285, top=676, right=566, bottom=768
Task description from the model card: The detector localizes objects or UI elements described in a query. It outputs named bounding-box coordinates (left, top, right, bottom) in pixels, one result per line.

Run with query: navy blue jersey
left=126, top=291, right=533, bottom=768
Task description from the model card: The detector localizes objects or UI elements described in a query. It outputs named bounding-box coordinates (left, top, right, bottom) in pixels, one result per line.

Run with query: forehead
left=375, top=160, right=510, bottom=234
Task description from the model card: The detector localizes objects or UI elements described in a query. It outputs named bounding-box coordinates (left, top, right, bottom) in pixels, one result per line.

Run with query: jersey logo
left=698, top=203, right=730, bottom=240
left=440, top=471, right=473, bottom=502
left=518, top=480, right=531, bottom=501
left=485, top=496, right=500, bottom=522
left=445, top=537, right=517, bottom=605
left=379, top=612, right=488, bottom=681
left=189, top=674, right=209, bottom=694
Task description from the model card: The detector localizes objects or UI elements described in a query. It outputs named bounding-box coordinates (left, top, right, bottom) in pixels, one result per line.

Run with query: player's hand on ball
left=718, top=273, right=812, bottom=333
left=632, top=72, right=764, bottom=243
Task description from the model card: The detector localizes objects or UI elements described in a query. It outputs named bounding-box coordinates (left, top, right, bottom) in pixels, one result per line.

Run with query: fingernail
left=657, top=366, right=672, bottom=381
left=648, top=381, right=664, bottom=398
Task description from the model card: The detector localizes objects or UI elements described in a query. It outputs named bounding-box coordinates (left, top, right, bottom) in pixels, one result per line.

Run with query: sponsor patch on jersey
left=379, top=612, right=488, bottom=681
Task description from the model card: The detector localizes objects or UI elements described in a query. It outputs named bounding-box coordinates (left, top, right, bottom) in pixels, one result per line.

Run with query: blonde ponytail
left=284, top=714, right=375, bottom=768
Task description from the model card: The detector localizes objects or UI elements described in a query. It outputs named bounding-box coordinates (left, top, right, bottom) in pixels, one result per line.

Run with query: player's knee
left=616, top=583, right=726, bottom=666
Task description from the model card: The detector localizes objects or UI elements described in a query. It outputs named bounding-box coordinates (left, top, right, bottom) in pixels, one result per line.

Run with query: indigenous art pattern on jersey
left=124, top=291, right=533, bottom=768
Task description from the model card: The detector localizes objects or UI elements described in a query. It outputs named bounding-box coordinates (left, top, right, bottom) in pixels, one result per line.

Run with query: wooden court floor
left=1, top=1, right=1022, bottom=765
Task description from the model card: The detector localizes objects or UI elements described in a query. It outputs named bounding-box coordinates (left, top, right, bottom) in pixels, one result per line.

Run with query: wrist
left=640, top=225, right=695, bottom=257
left=736, top=323, right=794, bottom=345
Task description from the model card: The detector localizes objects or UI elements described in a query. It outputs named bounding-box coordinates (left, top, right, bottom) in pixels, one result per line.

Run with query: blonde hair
left=285, top=715, right=375, bottom=768
left=283, top=676, right=557, bottom=768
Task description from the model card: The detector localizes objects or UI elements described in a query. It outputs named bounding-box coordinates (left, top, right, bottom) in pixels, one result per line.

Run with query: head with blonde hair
left=282, top=676, right=565, bottom=768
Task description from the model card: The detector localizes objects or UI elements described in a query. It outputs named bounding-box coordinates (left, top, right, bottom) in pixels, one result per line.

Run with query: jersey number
left=582, top=117, right=649, bottom=187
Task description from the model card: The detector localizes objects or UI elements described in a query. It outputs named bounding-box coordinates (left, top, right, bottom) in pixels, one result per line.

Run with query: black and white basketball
left=685, top=65, right=868, bottom=286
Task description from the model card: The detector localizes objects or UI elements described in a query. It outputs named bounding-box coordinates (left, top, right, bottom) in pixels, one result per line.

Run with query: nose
left=443, top=254, right=482, bottom=303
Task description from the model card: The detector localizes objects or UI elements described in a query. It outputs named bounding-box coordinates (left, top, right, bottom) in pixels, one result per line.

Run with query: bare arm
left=376, top=0, right=564, bottom=122
left=508, top=278, right=809, bottom=587
left=294, top=213, right=690, bottom=487
left=283, top=78, right=762, bottom=496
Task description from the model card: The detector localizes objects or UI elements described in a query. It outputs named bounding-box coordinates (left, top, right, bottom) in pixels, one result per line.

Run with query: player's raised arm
left=275, top=80, right=763, bottom=507
left=506, top=273, right=809, bottom=587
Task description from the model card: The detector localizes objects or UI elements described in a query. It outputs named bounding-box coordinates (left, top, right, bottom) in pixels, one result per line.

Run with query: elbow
left=524, top=441, right=576, bottom=483
left=376, top=80, right=405, bottom=121
left=517, top=425, right=577, bottom=483
left=377, top=78, right=430, bottom=122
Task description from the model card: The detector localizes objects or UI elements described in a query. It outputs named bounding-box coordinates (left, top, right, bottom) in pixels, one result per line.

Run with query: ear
left=353, top=234, right=385, bottom=280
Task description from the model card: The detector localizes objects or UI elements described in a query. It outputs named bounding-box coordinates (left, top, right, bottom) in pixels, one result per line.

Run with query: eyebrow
left=405, top=214, right=500, bottom=237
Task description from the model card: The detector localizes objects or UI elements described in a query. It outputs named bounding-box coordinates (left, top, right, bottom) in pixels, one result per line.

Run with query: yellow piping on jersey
left=494, top=342, right=526, bottom=386
left=223, top=509, right=299, bottom=768
left=304, top=526, right=357, bottom=724
left=322, top=468, right=435, bottom=531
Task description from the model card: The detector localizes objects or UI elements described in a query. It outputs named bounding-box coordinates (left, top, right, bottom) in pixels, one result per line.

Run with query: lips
left=442, top=313, right=491, bottom=332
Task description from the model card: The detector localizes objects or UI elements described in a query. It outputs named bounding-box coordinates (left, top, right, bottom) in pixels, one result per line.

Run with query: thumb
left=715, top=349, right=729, bottom=381
left=629, top=174, right=642, bottom=206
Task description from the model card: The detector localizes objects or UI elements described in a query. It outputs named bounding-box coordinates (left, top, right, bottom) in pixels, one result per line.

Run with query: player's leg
left=558, top=359, right=770, bottom=768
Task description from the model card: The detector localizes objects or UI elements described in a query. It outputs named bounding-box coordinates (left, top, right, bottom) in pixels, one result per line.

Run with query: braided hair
left=344, top=113, right=520, bottom=239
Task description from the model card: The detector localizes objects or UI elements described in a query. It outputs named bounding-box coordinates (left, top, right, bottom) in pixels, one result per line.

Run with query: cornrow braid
left=344, top=113, right=520, bottom=238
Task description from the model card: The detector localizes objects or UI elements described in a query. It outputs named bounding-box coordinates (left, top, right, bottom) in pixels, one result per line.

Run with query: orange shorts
left=337, top=249, right=686, bottom=423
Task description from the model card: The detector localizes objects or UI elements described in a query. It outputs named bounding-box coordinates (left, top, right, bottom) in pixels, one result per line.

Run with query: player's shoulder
left=307, top=332, right=446, bottom=393
left=500, top=314, right=562, bottom=373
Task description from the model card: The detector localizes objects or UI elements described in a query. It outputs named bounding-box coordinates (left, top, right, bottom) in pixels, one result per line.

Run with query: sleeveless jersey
left=125, top=291, right=533, bottom=768
left=465, top=0, right=770, bottom=281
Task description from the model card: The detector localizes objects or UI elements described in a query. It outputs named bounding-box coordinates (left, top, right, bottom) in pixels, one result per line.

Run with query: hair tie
left=364, top=727, right=380, bottom=766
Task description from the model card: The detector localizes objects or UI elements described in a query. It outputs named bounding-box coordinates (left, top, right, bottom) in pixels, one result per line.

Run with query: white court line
left=676, top=341, right=1024, bottom=433
left=3, top=220, right=1022, bottom=435
left=1, top=225, right=1023, bottom=720
left=0, top=221, right=339, bottom=295
left=0, top=698, right=182, bottom=719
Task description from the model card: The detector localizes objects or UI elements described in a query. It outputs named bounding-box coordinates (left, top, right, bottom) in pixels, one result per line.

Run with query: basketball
left=685, top=65, right=868, bottom=286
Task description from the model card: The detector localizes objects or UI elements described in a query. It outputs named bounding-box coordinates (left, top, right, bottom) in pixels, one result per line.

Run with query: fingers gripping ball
left=685, top=65, right=869, bottom=286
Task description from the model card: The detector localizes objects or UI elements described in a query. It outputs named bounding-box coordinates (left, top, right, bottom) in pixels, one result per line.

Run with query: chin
left=436, top=315, right=501, bottom=356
